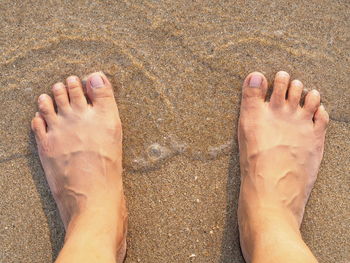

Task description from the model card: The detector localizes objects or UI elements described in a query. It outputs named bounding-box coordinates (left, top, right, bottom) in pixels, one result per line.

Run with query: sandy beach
left=0, top=0, right=349, bottom=262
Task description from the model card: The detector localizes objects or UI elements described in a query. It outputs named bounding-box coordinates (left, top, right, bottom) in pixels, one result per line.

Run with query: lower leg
left=238, top=71, right=328, bottom=263
left=56, top=203, right=126, bottom=263
left=239, top=200, right=317, bottom=263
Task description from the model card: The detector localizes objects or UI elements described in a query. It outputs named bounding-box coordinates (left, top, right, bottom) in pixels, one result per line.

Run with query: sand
left=0, top=0, right=349, bottom=262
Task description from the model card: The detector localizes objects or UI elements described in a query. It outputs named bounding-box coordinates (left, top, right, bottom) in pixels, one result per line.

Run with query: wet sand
left=0, top=0, right=349, bottom=262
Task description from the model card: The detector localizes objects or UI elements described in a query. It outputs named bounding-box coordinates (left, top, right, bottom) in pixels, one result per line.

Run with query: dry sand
left=0, top=0, right=349, bottom=262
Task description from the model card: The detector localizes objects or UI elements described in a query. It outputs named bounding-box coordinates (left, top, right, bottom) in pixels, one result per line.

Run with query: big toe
left=241, top=72, right=268, bottom=103
left=86, top=72, right=117, bottom=109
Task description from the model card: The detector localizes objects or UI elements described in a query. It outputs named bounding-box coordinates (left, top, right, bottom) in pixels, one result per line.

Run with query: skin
left=31, top=72, right=127, bottom=263
left=31, top=70, right=329, bottom=263
left=238, top=71, right=329, bottom=263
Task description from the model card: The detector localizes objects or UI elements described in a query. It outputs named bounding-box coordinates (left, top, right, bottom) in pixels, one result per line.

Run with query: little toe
left=66, top=76, right=87, bottom=109
left=86, top=72, right=117, bottom=109
left=287, top=79, right=303, bottom=109
left=241, top=72, right=268, bottom=103
left=270, top=71, right=290, bottom=107
left=52, top=82, right=70, bottom=114
left=38, top=94, right=57, bottom=126
left=31, top=112, right=47, bottom=142
left=303, top=90, right=321, bottom=118
left=314, top=105, right=329, bottom=131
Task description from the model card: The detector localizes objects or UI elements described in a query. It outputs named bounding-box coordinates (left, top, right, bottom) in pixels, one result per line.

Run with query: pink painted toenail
left=90, top=74, right=104, bottom=88
left=249, top=74, right=262, bottom=88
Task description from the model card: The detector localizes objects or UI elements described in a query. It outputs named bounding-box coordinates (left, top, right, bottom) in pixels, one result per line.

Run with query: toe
left=52, top=82, right=70, bottom=114
left=31, top=112, right=47, bottom=142
left=86, top=72, right=117, bottom=109
left=303, top=90, right=321, bottom=117
left=38, top=94, right=57, bottom=126
left=270, top=71, right=290, bottom=107
left=241, top=72, right=268, bottom=102
left=66, top=76, right=87, bottom=110
left=287, top=79, right=303, bottom=109
left=314, top=105, right=329, bottom=131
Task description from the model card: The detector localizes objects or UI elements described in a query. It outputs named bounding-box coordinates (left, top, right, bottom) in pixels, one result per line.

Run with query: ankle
left=238, top=205, right=301, bottom=261
left=65, top=201, right=127, bottom=250
left=242, top=218, right=316, bottom=263
left=57, top=218, right=119, bottom=263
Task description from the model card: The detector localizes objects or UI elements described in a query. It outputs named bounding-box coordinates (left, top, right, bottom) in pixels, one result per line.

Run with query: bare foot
left=31, top=72, right=127, bottom=262
left=238, top=71, right=329, bottom=262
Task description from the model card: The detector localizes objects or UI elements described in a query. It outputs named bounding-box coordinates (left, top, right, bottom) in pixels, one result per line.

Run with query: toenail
left=53, top=83, right=64, bottom=91
left=311, top=89, right=320, bottom=96
left=292, top=80, right=302, bottom=87
left=38, top=94, right=47, bottom=102
left=67, top=76, right=78, bottom=85
left=90, top=74, right=104, bottom=88
left=249, top=74, right=262, bottom=88
left=277, top=71, right=290, bottom=77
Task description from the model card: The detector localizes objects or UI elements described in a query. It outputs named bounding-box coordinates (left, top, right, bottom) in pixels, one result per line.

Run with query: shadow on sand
left=219, top=124, right=244, bottom=263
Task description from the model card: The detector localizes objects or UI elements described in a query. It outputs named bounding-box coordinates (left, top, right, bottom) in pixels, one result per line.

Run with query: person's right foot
left=237, top=71, right=329, bottom=262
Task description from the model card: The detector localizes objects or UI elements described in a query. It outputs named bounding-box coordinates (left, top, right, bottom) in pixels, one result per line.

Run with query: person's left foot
left=31, top=72, right=127, bottom=262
